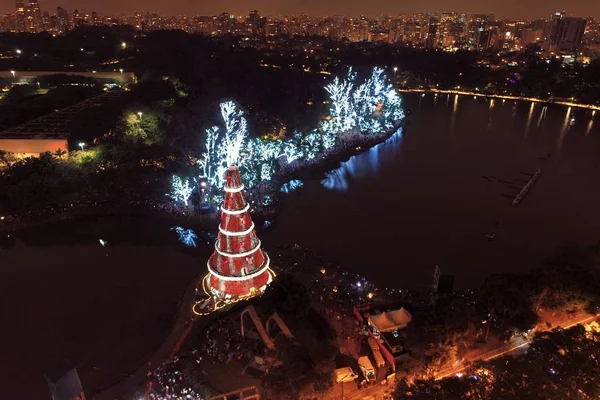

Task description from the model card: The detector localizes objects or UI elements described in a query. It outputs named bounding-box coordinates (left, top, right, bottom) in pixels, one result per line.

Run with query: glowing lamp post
left=137, top=112, right=143, bottom=123
left=121, top=42, right=127, bottom=49
left=393, top=66, right=398, bottom=84
left=78, top=142, right=85, bottom=152
left=10, top=70, right=16, bottom=82
left=16, top=49, right=22, bottom=55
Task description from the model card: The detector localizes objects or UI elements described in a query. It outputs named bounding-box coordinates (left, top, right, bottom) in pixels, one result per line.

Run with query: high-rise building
left=520, top=28, right=543, bottom=46
left=548, top=12, right=587, bottom=53
left=0, top=12, right=18, bottom=32
left=91, top=11, right=99, bottom=25
left=56, top=6, right=69, bottom=31
left=468, top=14, right=494, bottom=48
left=27, top=0, right=43, bottom=32
left=478, top=29, right=496, bottom=50
left=556, top=18, right=587, bottom=52
left=549, top=11, right=565, bottom=43
left=217, top=12, right=232, bottom=34
left=426, top=17, right=439, bottom=48
left=72, top=9, right=83, bottom=27
left=248, top=10, right=260, bottom=35
left=15, top=0, right=26, bottom=32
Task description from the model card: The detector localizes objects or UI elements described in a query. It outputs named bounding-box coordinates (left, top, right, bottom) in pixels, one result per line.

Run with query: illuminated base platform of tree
left=192, top=268, right=276, bottom=316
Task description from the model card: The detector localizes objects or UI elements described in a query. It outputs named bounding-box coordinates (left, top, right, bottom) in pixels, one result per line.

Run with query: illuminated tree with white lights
left=169, top=175, right=193, bottom=207
left=197, top=101, right=249, bottom=189
left=323, top=70, right=356, bottom=134
left=168, top=67, right=405, bottom=210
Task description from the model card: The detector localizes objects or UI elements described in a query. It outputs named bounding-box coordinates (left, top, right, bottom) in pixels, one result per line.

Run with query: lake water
left=2, top=93, right=600, bottom=398
left=262, top=93, right=600, bottom=291
left=0, top=216, right=211, bottom=400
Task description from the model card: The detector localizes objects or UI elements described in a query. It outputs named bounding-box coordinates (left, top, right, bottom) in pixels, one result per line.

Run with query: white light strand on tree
left=169, top=175, right=193, bottom=205
left=220, top=101, right=249, bottom=168
left=197, top=101, right=249, bottom=189
left=323, top=71, right=355, bottom=134
left=169, top=67, right=405, bottom=210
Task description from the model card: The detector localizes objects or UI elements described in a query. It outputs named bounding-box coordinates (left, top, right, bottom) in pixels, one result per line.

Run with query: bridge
left=512, top=168, right=543, bottom=206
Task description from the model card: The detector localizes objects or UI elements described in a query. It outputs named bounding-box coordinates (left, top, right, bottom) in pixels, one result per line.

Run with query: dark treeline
left=4, top=28, right=599, bottom=138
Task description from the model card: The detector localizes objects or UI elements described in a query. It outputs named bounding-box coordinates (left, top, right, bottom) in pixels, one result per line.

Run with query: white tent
left=387, top=307, right=412, bottom=327
left=367, top=308, right=412, bottom=332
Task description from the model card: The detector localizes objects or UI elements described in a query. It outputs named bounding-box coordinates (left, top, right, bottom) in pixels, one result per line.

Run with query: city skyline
left=1, top=0, right=599, bottom=20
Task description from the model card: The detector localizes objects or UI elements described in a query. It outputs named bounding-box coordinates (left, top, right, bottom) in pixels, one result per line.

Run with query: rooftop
left=0, top=90, right=125, bottom=140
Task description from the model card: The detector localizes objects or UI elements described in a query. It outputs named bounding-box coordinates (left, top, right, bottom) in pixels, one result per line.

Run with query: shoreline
left=251, top=120, right=405, bottom=219
left=0, top=119, right=405, bottom=231
left=0, top=204, right=217, bottom=235
left=398, top=88, right=600, bottom=111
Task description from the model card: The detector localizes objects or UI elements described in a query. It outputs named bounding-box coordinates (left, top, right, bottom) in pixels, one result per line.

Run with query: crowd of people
left=191, top=317, right=249, bottom=365
left=145, top=356, right=204, bottom=400
left=138, top=242, right=418, bottom=399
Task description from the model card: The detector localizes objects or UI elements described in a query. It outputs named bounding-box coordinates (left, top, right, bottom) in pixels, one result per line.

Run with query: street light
left=119, top=68, right=124, bottom=74
left=137, top=112, right=143, bottom=123
left=393, top=66, right=398, bottom=84
left=78, top=142, right=85, bottom=152
left=121, top=42, right=127, bottom=49
left=16, top=49, right=22, bottom=55
left=10, top=70, right=16, bottom=82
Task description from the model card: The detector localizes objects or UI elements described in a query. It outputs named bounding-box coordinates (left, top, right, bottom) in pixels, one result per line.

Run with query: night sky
left=0, top=0, right=598, bottom=20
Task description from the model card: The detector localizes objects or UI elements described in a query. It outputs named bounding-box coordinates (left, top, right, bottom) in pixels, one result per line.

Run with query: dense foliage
left=260, top=274, right=336, bottom=400
left=396, top=324, right=600, bottom=399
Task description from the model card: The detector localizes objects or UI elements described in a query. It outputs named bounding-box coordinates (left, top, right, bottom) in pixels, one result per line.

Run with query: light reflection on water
left=557, top=107, right=572, bottom=154
left=585, top=112, right=595, bottom=136
left=321, top=127, right=404, bottom=192
left=281, top=179, right=304, bottom=193
left=525, top=102, right=535, bottom=137
left=268, top=93, right=600, bottom=291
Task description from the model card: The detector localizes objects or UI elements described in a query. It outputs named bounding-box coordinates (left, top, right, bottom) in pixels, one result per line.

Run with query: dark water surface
left=262, top=94, right=600, bottom=291
left=0, top=217, right=210, bottom=400
left=2, top=94, right=600, bottom=398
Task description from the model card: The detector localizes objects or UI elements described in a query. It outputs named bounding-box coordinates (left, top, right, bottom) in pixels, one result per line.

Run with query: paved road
left=435, top=313, right=598, bottom=380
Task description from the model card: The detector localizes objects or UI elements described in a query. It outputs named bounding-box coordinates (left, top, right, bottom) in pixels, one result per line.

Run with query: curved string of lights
left=219, top=222, right=255, bottom=236
left=207, top=254, right=271, bottom=281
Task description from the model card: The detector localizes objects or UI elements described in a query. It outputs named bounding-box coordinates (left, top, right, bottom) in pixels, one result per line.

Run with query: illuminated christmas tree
left=204, top=165, right=274, bottom=300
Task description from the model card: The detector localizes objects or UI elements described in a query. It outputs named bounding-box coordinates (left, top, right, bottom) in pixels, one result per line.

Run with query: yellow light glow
left=397, top=88, right=600, bottom=111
